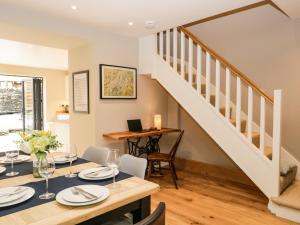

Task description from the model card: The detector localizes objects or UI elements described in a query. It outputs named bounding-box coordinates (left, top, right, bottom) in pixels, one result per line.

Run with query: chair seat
left=148, top=153, right=170, bottom=161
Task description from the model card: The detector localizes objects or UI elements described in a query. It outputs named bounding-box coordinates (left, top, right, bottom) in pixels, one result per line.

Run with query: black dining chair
left=135, top=202, right=166, bottom=225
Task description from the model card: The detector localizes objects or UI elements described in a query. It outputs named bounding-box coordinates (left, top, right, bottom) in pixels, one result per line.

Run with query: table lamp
left=154, top=114, right=162, bottom=130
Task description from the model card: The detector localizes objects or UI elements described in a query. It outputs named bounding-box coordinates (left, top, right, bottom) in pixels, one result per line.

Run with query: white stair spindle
left=272, top=90, right=282, bottom=197
left=247, top=87, right=253, bottom=141
left=166, top=30, right=170, bottom=65
left=173, top=28, right=178, bottom=71
left=205, top=52, right=211, bottom=102
left=180, top=31, right=185, bottom=78
left=225, top=68, right=231, bottom=120
left=159, top=32, right=163, bottom=58
left=260, top=97, right=266, bottom=153
left=215, top=60, right=221, bottom=110
left=196, top=45, right=202, bottom=95
left=188, top=38, right=193, bottom=86
left=236, top=77, right=241, bottom=132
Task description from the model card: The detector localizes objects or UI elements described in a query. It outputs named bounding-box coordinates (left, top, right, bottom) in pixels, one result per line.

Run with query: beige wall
left=69, top=32, right=238, bottom=169
left=188, top=5, right=300, bottom=161
left=68, top=34, right=169, bottom=156
left=0, top=64, right=68, bottom=123
left=162, top=95, right=236, bottom=169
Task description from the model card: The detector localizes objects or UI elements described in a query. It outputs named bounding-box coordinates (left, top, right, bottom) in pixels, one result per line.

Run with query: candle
left=154, top=114, right=162, bottom=130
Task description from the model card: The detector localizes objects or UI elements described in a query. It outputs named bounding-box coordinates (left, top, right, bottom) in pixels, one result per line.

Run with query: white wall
left=0, top=39, right=68, bottom=70
left=188, top=5, right=300, bottom=161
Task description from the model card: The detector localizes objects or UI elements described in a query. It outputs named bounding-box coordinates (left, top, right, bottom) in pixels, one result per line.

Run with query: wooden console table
left=103, top=128, right=180, bottom=156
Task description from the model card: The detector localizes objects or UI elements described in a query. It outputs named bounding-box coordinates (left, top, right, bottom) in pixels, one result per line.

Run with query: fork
left=0, top=187, right=26, bottom=198
left=71, top=187, right=97, bottom=200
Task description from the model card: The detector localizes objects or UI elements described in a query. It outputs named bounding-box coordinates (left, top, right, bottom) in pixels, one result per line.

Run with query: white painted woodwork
left=159, top=31, right=163, bottom=58
left=247, top=87, right=253, bottom=141
left=138, top=34, right=300, bottom=202
left=173, top=28, right=177, bottom=70
left=154, top=54, right=274, bottom=198
left=205, top=52, right=211, bottom=102
left=180, top=31, right=185, bottom=78
left=215, top=60, right=221, bottom=110
left=188, top=37, right=193, bottom=86
left=236, top=77, right=241, bottom=132
left=225, top=68, right=231, bottom=121
left=272, top=90, right=282, bottom=197
left=268, top=201, right=300, bottom=224
left=196, top=45, right=202, bottom=95
left=260, top=97, right=266, bottom=153
left=166, top=29, right=170, bottom=64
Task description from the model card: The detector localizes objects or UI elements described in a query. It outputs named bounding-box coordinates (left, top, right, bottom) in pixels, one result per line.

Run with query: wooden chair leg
left=169, top=162, right=178, bottom=189
left=171, top=162, right=178, bottom=180
left=147, top=160, right=152, bottom=178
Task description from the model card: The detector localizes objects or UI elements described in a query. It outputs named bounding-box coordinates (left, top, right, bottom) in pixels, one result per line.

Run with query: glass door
left=23, top=77, right=43, bottom=131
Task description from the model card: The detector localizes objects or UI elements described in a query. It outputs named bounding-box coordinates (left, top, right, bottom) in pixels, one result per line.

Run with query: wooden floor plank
left=150, top=168, right=298, bottom=225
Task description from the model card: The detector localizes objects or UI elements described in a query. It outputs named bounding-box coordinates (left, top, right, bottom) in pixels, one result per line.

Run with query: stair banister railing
left=156, top=26, right=282, bottom=196
left=272, top=90, right=282, bottom=197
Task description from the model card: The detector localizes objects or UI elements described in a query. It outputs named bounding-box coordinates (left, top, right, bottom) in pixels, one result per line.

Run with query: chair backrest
left=135, top=202, right=166, bottom=225
left=119, top=154, right=147, bottom=179
left=82, top=146, right=109, bottom=165
left=168, top=130, right=184, bottom=161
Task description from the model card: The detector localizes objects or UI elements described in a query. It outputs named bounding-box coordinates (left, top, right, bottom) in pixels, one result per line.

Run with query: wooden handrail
left=178, top=26, right=274, bottom=104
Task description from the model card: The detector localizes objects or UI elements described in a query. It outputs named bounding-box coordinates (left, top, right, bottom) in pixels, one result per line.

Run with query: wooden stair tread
left=243, top=131, right=259, bottom=137
left=272, top=181, right=300, bottom=210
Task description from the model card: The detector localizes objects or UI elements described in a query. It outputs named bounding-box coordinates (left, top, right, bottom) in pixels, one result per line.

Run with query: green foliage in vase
left=19, top=130, right=63, bottom=159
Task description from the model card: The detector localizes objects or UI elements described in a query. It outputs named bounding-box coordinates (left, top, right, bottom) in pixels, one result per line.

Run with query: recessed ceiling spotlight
left=145, top=20, right=155, bottom=29
left=128, top=22, right=134, bottom=26
left=71, top=5, right=77, bottom=10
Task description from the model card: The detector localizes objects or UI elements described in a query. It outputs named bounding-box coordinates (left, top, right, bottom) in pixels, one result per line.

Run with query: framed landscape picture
left=100, top=64, right=137, bottom=99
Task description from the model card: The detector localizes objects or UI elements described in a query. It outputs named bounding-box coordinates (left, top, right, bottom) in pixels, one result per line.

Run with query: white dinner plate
left=0, top=186, right=35, bottom=208
left=78, top=167, right=119, bottom=181
left=56, top=185, right=109, bottom=206
left=0, top=166, right=6, bottom=174
left=54, top=156, right=77, bottom=164
left=0, top=155, right=31, bottom=164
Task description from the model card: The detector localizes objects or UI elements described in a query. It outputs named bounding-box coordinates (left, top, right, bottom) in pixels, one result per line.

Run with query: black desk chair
left=135, top=202, right=166, bottom=225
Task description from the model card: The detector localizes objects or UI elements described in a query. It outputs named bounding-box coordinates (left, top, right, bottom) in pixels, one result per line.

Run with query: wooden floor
left=149, top=165, right=299, bottom=225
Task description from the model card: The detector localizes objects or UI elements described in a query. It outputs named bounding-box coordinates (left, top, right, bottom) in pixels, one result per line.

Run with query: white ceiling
left=271, top=0, right=300, bottom=19
left=0, top=0, right=261, bottom=48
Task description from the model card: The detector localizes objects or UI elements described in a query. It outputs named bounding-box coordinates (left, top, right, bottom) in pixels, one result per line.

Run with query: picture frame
left=72, top=70, right=89, bottom=113
left=99, top=64, right=137, bottom=99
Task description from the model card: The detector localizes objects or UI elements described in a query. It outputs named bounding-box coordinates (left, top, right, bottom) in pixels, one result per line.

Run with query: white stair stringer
left=153, top=55, right=275, bottom=198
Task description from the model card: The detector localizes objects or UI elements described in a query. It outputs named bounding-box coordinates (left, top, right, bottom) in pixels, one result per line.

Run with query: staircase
left=139, top=26, right=300, bottom=223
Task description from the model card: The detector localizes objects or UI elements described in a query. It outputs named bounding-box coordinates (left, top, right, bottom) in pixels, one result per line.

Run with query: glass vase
left=32, top=154, right=46, bottom=178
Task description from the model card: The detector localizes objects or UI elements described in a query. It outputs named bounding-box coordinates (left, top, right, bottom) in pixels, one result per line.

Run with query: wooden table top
left=0, top=161, right=159, bottom=225
left=103, top=128, right=180, bottom=140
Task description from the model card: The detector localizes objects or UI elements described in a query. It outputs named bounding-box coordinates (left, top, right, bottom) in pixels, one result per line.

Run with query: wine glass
left=38, top=155, right=56, bottom=199
left=5, top=149, right=19, bottom=177
left=107, top=149, right=120, bottom=188
left=65, top=145, right=77, bottom=178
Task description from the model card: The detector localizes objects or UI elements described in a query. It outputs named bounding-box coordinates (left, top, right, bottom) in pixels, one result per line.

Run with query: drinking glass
left=5, top=149, right=19, bottom=177
left=38, top=156, right=56, bottom=199
left=107, top=149, right=120, bottom=188
left=65, top=145, right=78, bottom=178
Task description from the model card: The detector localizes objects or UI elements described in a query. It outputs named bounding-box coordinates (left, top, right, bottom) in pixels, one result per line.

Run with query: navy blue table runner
left=0, top=171, right=131, bottom=217
left=0, top=158, right=88, bottom=180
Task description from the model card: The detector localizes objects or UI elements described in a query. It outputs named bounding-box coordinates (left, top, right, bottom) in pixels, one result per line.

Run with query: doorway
left=0, top=75, right=43, bottom=150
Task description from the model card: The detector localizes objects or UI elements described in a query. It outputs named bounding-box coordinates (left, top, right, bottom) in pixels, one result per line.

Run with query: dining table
left=0, top=156, right=159, bottom=225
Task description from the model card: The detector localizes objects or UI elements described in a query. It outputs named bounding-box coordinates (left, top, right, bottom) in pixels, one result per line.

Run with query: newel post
left=272, top=89, right=282, bottom=197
